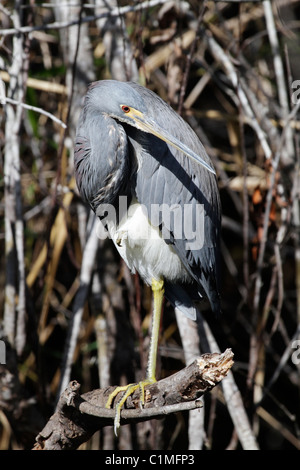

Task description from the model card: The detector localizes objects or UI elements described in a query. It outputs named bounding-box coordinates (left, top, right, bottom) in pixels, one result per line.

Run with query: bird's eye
left=121, top=105, right=130, bottom=113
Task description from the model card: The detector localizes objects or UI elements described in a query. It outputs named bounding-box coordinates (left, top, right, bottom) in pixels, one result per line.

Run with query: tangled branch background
left=0, top=0, right=300, bottom=450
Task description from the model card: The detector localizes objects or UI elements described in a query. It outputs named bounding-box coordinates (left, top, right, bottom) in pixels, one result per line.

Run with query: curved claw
left=105, top=378, right=156, bottom=435
left=105, top=384, right=132, bottom=410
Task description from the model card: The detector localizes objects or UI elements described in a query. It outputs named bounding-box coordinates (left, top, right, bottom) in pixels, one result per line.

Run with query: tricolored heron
left=74, top=80, right=221, bottom=434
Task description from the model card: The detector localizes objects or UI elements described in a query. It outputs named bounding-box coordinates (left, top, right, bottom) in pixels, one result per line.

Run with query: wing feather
left=127, top=83, right=221, bottom=314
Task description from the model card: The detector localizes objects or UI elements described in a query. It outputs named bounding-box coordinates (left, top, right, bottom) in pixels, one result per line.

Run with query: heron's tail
left=164, top=283, right=197, bottom=321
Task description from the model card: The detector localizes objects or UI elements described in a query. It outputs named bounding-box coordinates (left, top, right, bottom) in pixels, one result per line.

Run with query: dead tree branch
left=33, top=349, right=234, bottom=450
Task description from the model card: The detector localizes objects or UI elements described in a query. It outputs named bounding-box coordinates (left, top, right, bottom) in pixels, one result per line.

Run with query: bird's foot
left=105, top=377, right=156, bottom=435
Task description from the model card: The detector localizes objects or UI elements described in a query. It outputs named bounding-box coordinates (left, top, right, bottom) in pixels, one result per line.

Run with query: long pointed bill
left=127, top=108, right=216, bottom=175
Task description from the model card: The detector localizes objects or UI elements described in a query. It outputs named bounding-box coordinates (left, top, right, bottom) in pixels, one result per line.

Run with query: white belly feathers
left=106, top=200, right=190, bottom=286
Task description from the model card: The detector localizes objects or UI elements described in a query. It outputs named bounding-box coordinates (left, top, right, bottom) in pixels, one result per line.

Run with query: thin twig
left=178, top=2, right=207, bottom=116
left=0, top=0, right=165, bottom=36
left=0, top=96, right=67, bottom=128
left=263, top=0, right=294, bottom=165
left=204, top=31, right=273, bottom=160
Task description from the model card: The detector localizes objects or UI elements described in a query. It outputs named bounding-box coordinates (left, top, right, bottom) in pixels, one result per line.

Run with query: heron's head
left=86, top=80, right=146, bottom=122
left=85, top=80, right=216, bottom=175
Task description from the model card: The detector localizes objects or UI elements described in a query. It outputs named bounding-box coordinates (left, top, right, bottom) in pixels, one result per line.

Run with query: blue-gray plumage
left=74, top=80, right=221, bottom=433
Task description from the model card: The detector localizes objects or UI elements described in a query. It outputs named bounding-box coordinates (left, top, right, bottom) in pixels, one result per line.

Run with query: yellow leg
left=146, top=278, right=164, bottom=381
left=105, top=278, right=165, bottom=435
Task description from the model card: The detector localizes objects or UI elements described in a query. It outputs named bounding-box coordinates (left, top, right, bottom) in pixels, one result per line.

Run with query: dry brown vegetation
left=0, top=0, right=300, bottom=450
